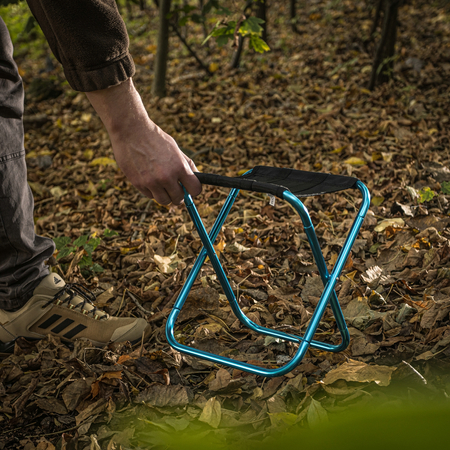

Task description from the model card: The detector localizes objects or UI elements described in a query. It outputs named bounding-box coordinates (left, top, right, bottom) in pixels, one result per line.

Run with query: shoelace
left=45, top=283, right=107, bottom=320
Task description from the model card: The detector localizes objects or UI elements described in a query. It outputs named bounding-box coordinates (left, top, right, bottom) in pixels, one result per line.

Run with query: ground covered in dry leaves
left=2, top=0, right=450, bottom=448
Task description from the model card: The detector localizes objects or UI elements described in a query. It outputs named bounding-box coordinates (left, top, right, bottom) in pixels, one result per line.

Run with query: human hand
left=86, top=79, right=202, bottom=205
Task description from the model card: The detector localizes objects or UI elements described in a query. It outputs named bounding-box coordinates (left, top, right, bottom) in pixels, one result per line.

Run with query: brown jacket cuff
left=26, top=0, right=135, bottom=92
left=63, top=52, right=135, bottom=92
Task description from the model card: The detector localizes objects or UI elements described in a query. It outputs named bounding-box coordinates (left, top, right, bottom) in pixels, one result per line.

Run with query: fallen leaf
left=136, top=385, right=193, bottom=407
left=344, top=157, right=366, bottom=166
left=199, top=397, right=222, bottom=428
left=90, top=157, right=117, bottom=167
left=374, top=218, right=405, bottom=232
left=307, top=398, right=328, bottom=427
left=323, top=359, right=395, bottom=387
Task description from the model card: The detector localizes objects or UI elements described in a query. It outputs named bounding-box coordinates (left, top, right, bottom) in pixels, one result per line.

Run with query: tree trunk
left=152, top=0, right=171, bottom=98
left=369, top=0, right=384, bottom=38
left=229, top=0, right=253, bottom=69
left=254, top=0, right=267, bottom=42
left=368, top=0, right=399, bottom=90
left=290, top=0, right=298, bottom=33
left=230, top=35, right=245, bottom=69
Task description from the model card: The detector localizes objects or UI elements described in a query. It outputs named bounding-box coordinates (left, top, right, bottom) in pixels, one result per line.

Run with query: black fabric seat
left=195, top=166, right=357, bottom=199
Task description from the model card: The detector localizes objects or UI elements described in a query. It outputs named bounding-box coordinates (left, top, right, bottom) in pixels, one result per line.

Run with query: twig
left=1, top=422, right=37, bottom=436
left=401, top=360, right=427, bottom=385
left=25, top=425, right=79, bottom=438
left=236, top=273, right=252, bottom=300
left=34, top=197, right=54, bottom=206
left=127, top=290, right=154, bottom=316
left=145, top=6, right=210, bottom=76
left=204, top=312, right=239, bottom=342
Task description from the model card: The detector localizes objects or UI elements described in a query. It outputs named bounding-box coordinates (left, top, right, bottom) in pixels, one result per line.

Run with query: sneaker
left=0, top=273, right=151, bottom=352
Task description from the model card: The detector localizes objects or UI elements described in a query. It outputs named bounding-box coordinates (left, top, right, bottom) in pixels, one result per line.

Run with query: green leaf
left=103, top=229, right=119, bottom=238
left=441, top=181, right=450, bottom=195
left=92, top=263, right=104, bottom=273
left=249, top=35, right=270, bottom=53
left=87, top=237, right=101, bottom=250
left=240, top=16, right=264, bottom=36
left=57, top=246, right=76, bottom=260
left=211, top=22, right=235, bottom=37
left=78, top=255, right=93, bottom=268
left=418, top=187, right=436, bottom=203
left=216, top=34, right=230, bottom=47
left=83, top=236, right=101, bottom=256
left=53, top=236, right=71, bottom=250
left=73, top=235, right=89, bottom=248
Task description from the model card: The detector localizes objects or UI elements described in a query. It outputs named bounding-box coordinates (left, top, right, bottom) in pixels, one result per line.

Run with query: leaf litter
left=2, top=0, right=450, bottom=448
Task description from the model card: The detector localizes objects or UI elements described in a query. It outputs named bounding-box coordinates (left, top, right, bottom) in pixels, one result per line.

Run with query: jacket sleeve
left=26, top=0, right=135, bottom=92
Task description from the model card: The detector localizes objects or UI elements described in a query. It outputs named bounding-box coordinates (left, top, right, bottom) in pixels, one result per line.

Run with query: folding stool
left=166, top=166, right=370, bottom=377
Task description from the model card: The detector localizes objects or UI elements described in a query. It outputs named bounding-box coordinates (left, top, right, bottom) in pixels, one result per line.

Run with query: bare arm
left=86, top=79, right=202, bottom=205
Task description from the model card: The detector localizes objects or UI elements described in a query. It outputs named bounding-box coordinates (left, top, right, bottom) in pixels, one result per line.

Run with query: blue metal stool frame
left=166, top=167, right=370, bottom=377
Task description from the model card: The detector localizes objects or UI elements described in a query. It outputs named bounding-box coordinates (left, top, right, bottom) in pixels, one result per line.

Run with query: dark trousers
left=0, top=17, right=54, bottom=310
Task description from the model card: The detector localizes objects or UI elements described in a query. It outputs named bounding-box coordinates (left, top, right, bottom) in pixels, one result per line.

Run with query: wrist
left=85, top=78, right=151, bottom=136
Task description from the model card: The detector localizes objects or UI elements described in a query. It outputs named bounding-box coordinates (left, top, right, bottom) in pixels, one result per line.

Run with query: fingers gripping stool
left=165, top=166, right=370, bottom=377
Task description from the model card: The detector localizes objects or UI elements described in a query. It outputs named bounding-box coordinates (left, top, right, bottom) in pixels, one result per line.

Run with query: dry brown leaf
left=322, top=360, right=395, bottom=387
left=135, top=385, right=193, bottom=407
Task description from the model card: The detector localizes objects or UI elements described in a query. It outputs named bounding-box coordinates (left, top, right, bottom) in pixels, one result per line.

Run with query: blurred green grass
left=126, top=394, right=450, bottom=450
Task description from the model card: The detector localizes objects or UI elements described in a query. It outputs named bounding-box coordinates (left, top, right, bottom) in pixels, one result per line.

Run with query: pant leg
left=0, top=17, right=55, bottom=310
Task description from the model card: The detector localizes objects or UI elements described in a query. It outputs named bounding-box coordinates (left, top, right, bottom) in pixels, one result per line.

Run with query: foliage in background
left=201, top=0, right=270, bottom=53
left=0, top=1, right=48, bottom=59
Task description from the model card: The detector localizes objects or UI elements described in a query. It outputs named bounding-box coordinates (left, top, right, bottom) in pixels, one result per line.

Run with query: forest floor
left=2, top=0, right=450, bottom=449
